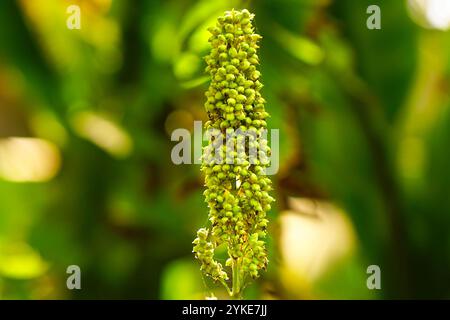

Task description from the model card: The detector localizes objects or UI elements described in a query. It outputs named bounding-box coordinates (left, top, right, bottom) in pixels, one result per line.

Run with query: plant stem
left=231, top=258, right=242, bottom=299
left=219, top=279, right=232, bottom=297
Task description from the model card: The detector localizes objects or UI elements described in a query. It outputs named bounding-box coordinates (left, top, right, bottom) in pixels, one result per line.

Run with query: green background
left=0, top=0, right=449, bottom=299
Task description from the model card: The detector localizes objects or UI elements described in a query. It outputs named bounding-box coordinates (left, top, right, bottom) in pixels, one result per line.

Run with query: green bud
left=226, top=74, right=235, bottom=81
left=231, top=58, right=240, bottom=66
left=229, top=47, right=238, bottom=57
left=227, top=98, right=236, bottom=105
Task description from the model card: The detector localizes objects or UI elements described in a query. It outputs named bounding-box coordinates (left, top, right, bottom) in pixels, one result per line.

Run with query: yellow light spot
left=71, top=111, right=133, bottom=158
left=0, top=137, right=61, bottom=182
left=0, top=243, right=48, bottom=280
left=279, top=198, right=356, bottom=295
left=408, top=0, right=450, bottom=30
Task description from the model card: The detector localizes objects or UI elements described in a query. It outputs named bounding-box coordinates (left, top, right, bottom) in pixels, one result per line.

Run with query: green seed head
left=193, top=8, right=274, bottom=295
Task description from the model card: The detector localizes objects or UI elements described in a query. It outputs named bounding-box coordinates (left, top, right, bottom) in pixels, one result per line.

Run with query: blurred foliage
left=0, top=0, right=449, bottom=299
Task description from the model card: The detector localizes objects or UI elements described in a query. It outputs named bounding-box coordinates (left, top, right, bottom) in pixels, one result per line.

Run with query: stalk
left=231, top=258, right=241, bottom=299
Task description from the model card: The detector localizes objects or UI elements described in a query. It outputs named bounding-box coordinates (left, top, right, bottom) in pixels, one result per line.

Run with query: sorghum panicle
left=193, top=9, right=274, bottom=294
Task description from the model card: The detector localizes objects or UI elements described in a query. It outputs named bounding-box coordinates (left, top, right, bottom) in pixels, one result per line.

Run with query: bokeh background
left=1, top=0, right=450, bottom=299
